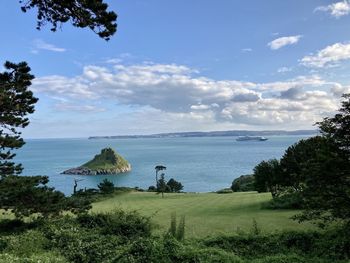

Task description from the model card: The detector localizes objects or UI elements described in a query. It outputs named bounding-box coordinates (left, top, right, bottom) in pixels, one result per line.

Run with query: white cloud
left=31, top=62, right=344, bottom=129
left=54, top=103, right=106, bottom=113
left=277, top=67, right=292, bottom=73
left=32, top=39, right=66, bottom=53
left=242, top=48, right=253, bottom=52
left=301, top=42, right=350, bottom=68
left=315, top=1, right=350, bottom=18
left=268, top=35, right=302, bottom=50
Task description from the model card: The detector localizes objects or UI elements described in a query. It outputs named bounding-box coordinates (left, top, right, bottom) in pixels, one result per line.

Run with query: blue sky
left=1, top=0, right=350, bottom=138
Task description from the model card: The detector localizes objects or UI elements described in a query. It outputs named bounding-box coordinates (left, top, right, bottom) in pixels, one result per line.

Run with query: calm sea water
left=14, top=136, right=311, bottom=195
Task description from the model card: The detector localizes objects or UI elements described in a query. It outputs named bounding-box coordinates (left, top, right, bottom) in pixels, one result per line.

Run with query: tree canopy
left=0, top=0, right=117, bottom=218
left=0, top=61, right=38, bottom=176
left=253, top=159, right=280, bottom=197
left=296, top=94, right=350, bottom=224
left=19, top=0, right=117, bottom=40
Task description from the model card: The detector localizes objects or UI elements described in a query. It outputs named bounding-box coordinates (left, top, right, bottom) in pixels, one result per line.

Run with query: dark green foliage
left=148, top=185, right=157, bottom=192
left=76, top=210, right=152, bottom=239
left=43, top=221, right=121, bottom=263
left=19, top=0, right=117, bottom=40
left=294, top=139, right=350, bottom=224
left=264, top=188, right=303, bottom=209
left=0, top=218, right=41, bottom=235
left=318, top=93, right=350, bottom=154
left=97, top=178, right=114, bottom=194
left=0, top=61, right=38, bottom=176
left=176, top=215, right=185, bottom=241
left=279, top=136, right=330, bottom=190
left=167, top=178, right=184, bottom=192
left=294, top=94, right=350, bottom=224
left=253, top=159, right=281, bottom=197
left=0, top=214, right=349, bottom=262
left=0, top=175, right=91, bottom=218
left=231, top=174, right=255, bottom=192
left=250, top=219, right=261, bottom=235
left=167, top=213, right=186, bottom=241
left=0, top=239, right=7, bottom=252
left=157, top=173, right=169, bottom=198
left=216, top=188, right=233, bottom=194
left=40, top=211, right=152, bottom=262
left=203, top=226, right=350, bottom=261
left=155, top=164, right=166, bottom=186
left=169, top=212, right=177, bottom=237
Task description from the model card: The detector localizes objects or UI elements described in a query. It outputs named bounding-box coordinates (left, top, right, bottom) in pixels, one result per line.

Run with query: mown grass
left=92, top=191, right=313, bottom=238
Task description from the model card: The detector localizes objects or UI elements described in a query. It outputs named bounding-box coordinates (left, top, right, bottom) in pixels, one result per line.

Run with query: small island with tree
left=62, top=148, right=131, bottom=175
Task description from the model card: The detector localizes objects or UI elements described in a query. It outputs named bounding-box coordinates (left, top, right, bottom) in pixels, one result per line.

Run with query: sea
left=14, top=135, right=312, bottom=195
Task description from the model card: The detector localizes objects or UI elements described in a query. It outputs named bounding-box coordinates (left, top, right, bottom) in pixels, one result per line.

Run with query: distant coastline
left=88, top=129, right=318, bottom=139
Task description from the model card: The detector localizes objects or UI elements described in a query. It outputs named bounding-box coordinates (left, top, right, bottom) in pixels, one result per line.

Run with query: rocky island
left=62, top=148, right=131, bottom=175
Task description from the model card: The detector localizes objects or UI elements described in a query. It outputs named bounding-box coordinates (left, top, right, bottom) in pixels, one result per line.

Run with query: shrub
left=178, top=246, right=243, bottom=263
left=77, top=210, right=152, bottom=238
left=167, top=213, right=185, bottom=241
left=231, top=175, right=255, bottom=192
left=167, top=178, right=184, bottom=193
left=0, top=252, right=68, bottom=263
left=2, top=230, right=49, bottom=257
left=148, top=185, right=157, bottom=192
left=264, top=188, right=303, bottom=209
left=216, top=188, right=233, bottom=194
left=97, top=179, right=114, bottom=194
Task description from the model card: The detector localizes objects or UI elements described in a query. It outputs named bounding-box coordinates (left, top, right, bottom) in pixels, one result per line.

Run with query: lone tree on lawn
left=157, top=173, right=168, bottom=198
left=155, top=165, right=166, bottom=187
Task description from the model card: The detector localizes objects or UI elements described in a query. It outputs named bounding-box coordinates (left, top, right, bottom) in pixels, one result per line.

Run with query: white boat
left=236, top=136, right=268, bottom=141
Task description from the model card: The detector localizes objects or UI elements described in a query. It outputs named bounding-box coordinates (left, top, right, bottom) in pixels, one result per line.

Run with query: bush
left=0, top=252, right=68, bottom=263
left=2, top=230, right=49, bottom=257
left=231, top=175, right=255, bottom=192
left=167, top=178, right=184, bottom=193
left=178, top=246, right=243, bottom=263
left=202, top=227, right=350, bottom=261
left=263, top=190, right=303, bottom=209
left=97, top=179, right=114, bottom=194
left=216, top=188, right=233, bottom=194
left=148, top=185, right=157, bottom=192
left=77, top=210, right=152, bottom=238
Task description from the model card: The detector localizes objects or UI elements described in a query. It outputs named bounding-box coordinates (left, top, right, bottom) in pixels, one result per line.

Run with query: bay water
left=14, top=135, right=311, bottom=195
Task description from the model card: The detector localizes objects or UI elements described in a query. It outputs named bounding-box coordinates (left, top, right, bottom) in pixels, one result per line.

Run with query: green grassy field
left=92, top=191, right=312, bottom=238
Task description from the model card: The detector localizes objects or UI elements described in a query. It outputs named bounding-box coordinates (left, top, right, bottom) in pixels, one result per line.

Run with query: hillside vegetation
left=83, top=148, right=130, bottom=172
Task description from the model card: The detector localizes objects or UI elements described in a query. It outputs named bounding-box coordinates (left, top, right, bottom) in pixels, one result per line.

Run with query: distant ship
left=236, top=136, right=268, bottom=141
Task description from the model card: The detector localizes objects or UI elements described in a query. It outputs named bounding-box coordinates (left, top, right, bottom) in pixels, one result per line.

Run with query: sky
left=1, top=0, right=350, bottom=138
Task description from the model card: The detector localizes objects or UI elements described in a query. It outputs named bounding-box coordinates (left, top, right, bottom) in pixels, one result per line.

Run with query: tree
left=279, top=136, right=330, bottom=190
left=1, top=0, right=117, bottom=218
left=317, top=93, right=350, bottom=154
left=167, top=178, right=183, bottom=193
left=0, top=62, right=38, bottom=176
left=253, top=159, right=281, bottom=197
left=231, top=174, right=255, bottom=192
left=157, top=173, right=169, bottom=198
left=155, top=165, right=166, bottom=187
left=295, top=94, right=350, bottom=225
left=0, top=175, right=91, bottom=218
left=98, top=178, right=115, bottom=194
left=19, top=0, right=117, bottom=40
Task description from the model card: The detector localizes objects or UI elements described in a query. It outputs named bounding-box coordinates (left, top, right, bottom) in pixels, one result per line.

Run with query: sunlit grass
left=92, top=191, right=313, bottom=238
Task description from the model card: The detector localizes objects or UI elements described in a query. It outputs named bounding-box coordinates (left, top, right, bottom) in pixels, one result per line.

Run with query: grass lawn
left=92, top=191, right=313, bottom=238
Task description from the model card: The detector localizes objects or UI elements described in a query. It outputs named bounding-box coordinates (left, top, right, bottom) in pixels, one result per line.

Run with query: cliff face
left=62, top=148, right=131, bottom=175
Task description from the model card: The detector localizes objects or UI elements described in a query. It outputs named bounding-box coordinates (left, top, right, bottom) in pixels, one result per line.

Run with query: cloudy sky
left=1, top=0, right=350, bottom=138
